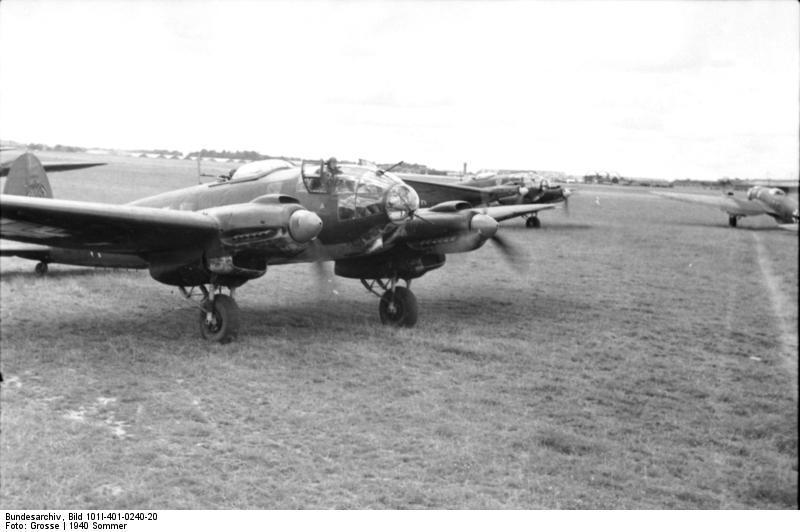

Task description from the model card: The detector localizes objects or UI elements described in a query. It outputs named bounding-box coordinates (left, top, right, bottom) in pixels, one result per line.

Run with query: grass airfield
left=1, top=154, right=797, bottom=508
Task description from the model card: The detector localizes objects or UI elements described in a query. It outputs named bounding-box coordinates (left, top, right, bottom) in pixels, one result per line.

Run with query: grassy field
left=1, top=154, right=797, bottom=508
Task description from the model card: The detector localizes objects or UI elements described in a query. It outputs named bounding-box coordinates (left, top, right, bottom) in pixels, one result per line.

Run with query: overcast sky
left=0, top=0, right=797, bottom=179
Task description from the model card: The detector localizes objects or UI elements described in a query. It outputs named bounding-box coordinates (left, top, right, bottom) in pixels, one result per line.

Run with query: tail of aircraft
left=3, top=153, right=53, bottom=198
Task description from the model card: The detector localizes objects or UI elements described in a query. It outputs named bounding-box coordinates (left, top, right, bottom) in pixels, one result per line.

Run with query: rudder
left=3, top=153, right=53, bottom=198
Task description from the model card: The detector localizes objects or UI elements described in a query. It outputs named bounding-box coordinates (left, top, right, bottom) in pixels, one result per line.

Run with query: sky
left=0, top=0, right=797, bottom=180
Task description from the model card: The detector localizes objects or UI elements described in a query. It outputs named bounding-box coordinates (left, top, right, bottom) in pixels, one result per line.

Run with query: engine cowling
left=149, top=195, right=322, bottom=286
left=403, top=209, right=497, bottom=255
left=204, top=195, right=322, bottom=251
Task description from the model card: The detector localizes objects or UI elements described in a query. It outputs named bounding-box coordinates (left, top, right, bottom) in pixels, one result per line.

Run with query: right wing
left=480, top=203, right=556, bottom=222
left=0, top=194, right=219, bottom=254
left=652, top=191, right=768, bottom=216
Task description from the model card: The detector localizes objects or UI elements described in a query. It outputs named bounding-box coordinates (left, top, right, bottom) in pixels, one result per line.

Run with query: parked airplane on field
left=399, top=172, right=572, bottom=228
left=0, top=154, right=554, bottom=341
left=653, top=188, right=798, bottom=231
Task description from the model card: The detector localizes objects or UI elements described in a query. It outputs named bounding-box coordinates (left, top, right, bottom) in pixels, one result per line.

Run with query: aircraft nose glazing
left=386, top=184, right=420, bottom=223
left=288, top=210, right=323, bottom=243
left=470, top=213, right=498, bottom=238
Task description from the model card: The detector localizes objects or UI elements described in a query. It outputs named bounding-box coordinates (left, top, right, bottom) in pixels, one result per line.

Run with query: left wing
left=479, top=203, right=556, bottom=222
left=400, top=175, right=488, bottom=206
left=0, top=194, right=220, bottom=254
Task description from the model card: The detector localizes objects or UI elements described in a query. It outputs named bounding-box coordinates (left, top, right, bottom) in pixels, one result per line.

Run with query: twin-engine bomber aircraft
left=653, top=187, right=798, bottom=231
left=400, top=172, right=571, bottom=228
left=0, top=154, right=553, bottom=342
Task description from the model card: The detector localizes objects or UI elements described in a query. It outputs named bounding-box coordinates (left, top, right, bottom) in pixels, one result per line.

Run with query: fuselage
left=746, top=186, right=799, bottom=224
left=129, top=161, right=415, bottom=264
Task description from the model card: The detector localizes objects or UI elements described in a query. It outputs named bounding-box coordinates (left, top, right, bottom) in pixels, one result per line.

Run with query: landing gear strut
left=35, top=261, right=49, bottom=276
left=180, top=285, right=240, bottom=342
left=361, top=278, right=418, bottom=327
left=728, top=215, right=738, bottom=228
left=525, top=216, right=541, bottom=229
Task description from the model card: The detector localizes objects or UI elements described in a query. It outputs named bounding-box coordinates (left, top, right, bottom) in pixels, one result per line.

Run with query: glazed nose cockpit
left=306, top=160, right=418, bottom=223
left=384, top=183, right=419, bottom=222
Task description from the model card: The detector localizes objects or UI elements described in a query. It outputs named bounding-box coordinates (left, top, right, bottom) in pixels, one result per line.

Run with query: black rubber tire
left=728, top=215, right=737, bottom=228
left=379, top=286, right=418, bottom=327
left=525, top=216, right=541, bottom=229
left=35, top=262, right=48, bottom=276
left=199, top=294, right=240, bottom=343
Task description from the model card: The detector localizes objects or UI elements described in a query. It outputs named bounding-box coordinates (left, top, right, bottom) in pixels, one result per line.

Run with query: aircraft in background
left=398, top=172, right=572, bottom=228
left=0, top=148, right=106, bottom=178
left=653, top=187, right=798, bottom=231
left=1, top=154, right=553, bottom=342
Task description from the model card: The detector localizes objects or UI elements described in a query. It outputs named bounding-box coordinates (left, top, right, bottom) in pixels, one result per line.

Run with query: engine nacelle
left=334, top=253, right=445, bottom=281
left=148, top=195, right=322, bottom=287
left=203, top=195, right=322, bottom=253
left=403, top=210, right=497, bottom=255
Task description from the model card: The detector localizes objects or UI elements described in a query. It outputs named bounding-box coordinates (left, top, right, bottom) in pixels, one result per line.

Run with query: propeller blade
left=312, top=260, right=328, bottom=283
left=490, top=232, right=528, bottom=272
left=312, top=260, right=339, bottom=296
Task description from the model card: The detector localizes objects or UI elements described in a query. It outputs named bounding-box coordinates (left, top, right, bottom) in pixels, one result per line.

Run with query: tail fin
left=3, top=153, right=53, bottom=198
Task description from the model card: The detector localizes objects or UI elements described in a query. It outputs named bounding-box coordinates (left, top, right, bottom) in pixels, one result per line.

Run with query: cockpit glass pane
left=232, top=159, right=295, bottom=179
left=335, top=165, right=401, bottom=220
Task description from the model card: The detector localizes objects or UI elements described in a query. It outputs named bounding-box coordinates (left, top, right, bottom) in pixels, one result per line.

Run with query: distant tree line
left=140, top=148, right=182, bottom=157
left=187, top=149, right=268, bottom=161
left=26, top=143, right=86, bottom=153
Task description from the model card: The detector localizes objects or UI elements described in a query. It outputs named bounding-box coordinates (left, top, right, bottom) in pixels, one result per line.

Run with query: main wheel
left=199, top=294, right=240, bottom=342
left=525, top=216, right=541, bottom=228
left=728, top=215, right=737, bottom=228
left=35, top=262, right=48, bottom=276
left=379, top=286, right=418, bottom=327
